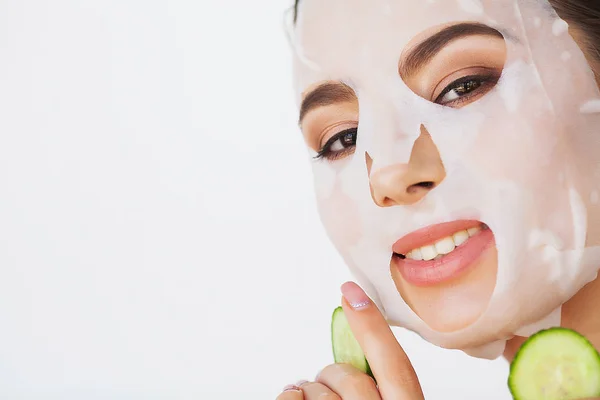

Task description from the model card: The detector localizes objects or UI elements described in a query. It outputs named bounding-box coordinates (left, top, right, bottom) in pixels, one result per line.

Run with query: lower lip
left=392, top=228, right=495, bottom=287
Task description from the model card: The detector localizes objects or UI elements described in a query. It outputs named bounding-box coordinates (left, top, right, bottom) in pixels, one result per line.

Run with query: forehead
left=292, top=0, right=548, bottom=96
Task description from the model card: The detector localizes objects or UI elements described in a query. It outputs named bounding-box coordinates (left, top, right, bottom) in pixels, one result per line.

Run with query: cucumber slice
left=509, top=327, right=600, bottom=400
left=331, top=306, right=374, bottom=379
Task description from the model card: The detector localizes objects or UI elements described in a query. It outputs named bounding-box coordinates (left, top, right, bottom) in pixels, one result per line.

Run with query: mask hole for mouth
left=388, top=229, right=499, bottom=333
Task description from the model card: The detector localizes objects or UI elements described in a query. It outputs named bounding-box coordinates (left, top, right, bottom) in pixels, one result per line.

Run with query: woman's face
left=292, top=0, right=600, bottom=354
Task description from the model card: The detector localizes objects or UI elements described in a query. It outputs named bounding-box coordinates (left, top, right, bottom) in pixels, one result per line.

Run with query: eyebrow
left=298, top=82, right=357, bottom=125
left=399, top=23, right=507, bottom=79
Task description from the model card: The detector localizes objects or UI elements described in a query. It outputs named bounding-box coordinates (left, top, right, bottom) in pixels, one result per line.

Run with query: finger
left=341, top=281, right=424, bottom=400
left=317, top=363, right=381, bottom=400
left=299, top=381, right=341, bottom=400
left=504, top=336, right=527, bottom=361
left=276, top=384, right=303, bottom=400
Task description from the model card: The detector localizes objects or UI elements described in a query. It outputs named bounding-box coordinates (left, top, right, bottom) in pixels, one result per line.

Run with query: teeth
left=406, top=247, right=423, bottom=260
left=420, top=245, right=437, bottom=261
left=467, top=226, right=482, bottom=236
left=434, top=237, right=455, bottom=255
left=402, top=225, right=484, bottom=261
left=452, top=230, right=469, bottom=246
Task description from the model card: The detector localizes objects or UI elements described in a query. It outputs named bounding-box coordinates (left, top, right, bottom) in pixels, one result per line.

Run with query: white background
left=0, top=0, right=511, bottom=398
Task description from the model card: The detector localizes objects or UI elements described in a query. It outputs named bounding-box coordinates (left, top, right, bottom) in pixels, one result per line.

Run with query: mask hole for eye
left=398, top=22, right=508, bottom=108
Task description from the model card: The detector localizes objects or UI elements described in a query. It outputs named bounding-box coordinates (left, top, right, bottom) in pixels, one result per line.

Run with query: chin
left=390, top=244, right=498, bottom=333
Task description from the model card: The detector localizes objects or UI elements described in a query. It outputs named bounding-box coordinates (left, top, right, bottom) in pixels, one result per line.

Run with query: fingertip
left=340, top=281, right=359, bottom=292
left=281, top=384, right=301, bottom=392
left=314, top=368, right=322, bottom=380
left=341, top=281, right=371, bottom=310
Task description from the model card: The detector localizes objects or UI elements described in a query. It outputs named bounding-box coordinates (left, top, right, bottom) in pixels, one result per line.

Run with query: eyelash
left=434, top=73, right=499, bottom=106
left=314, top=127, right=358, bottom=161
left=313, top=73, right=500, bottom=161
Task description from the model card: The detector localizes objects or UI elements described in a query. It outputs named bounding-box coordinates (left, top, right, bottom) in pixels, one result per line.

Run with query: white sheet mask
left=290, top=0, right=600, bottom=359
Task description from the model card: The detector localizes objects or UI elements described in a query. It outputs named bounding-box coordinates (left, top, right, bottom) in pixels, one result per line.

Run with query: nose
left=368, top=126, right=446, bottom=207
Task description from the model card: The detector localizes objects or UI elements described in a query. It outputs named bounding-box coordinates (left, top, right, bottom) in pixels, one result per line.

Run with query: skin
left=277, top=12, right=600, bottom=400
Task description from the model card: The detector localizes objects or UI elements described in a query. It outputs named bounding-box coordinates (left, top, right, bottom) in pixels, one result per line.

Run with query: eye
left=434, top=74, right=500, bottom=107
left=314, top=128, right=358, bottom=161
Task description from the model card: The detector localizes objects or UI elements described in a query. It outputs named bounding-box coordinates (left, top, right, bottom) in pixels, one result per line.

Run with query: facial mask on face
left=290, top=0, right=600, bottom=358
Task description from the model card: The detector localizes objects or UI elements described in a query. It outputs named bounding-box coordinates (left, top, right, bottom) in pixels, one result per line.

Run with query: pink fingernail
left=341, top=282, right=371, bottom=309
left=295, top=380, right=309, bottom=386
left=282, top=384, right=301, bottom=392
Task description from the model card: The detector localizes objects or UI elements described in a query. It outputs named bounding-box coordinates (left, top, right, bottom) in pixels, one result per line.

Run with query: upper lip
left=391, top=220, right=484, bottom=256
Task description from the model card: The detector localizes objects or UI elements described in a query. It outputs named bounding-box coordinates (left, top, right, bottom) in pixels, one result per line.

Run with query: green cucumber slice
left=509, top=327, right=600, bottom=400
left=331, top=306, right=374, bottom=379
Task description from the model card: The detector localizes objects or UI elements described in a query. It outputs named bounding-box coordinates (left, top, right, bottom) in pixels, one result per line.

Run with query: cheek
left=467, top=111, right=579, bottom=245
left=467, top=104, right=572, bottom=200
left=468, top=110, right=568, bottom=187
left=317, top=178, right=363, bottom=248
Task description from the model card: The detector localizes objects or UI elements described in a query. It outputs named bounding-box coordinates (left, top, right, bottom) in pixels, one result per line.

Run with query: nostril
left=407, top=181, right=436, bottom=192
left=415, top=181, right=435, bottom=189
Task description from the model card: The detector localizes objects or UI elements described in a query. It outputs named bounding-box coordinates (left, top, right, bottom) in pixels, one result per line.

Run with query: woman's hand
left=277, top=281, right=600, bottom=399
left=276, top=282, right=425, bottom=400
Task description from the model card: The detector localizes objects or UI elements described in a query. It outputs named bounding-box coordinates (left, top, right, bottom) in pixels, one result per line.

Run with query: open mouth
left=394, top=223, right=487, bottom=260
left=391, top=220, right=495, bottom=286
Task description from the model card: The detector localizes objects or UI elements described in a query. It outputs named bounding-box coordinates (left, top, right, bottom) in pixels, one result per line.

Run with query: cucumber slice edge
left=331, top=306, right=374, bottom=380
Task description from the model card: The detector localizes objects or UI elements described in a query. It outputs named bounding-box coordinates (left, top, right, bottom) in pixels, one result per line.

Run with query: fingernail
left=295, top=380, right=309, bottom=386
left=282, top=384, right=301, bottom=392
left=341, top=281, right=371, bottom=309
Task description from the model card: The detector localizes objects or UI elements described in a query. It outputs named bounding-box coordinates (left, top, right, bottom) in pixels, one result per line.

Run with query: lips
left=391, top=220, right=495, bottom=286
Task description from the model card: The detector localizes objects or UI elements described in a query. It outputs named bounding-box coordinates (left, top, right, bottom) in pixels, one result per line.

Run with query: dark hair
left=548, top=0, right=600, bottom=60
left=292, top=0, right=600, bottom=61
